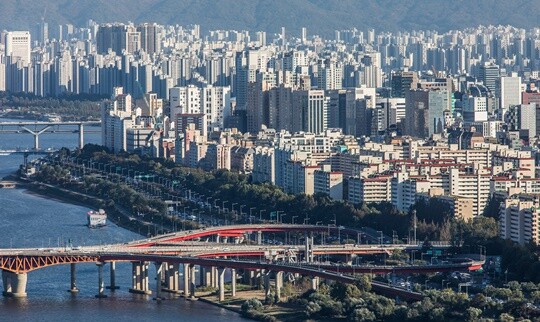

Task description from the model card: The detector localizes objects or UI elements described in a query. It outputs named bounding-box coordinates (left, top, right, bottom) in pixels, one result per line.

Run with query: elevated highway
left=0, top=224, right=478, bottom=301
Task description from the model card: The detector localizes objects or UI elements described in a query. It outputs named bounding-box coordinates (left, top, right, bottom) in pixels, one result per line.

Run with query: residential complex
left=4, top=21, right=540, bottom=245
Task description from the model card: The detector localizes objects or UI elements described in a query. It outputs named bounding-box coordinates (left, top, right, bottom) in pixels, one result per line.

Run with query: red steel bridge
left=0, top=224, right=482, bottom=301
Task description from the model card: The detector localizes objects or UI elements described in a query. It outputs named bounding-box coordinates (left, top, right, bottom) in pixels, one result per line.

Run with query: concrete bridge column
left=252, top=270, right=261, bottom=288
left=154, top=262, right=163, bottom=301
left=231, top=268, right=237, bottom=297
left=1, top=271, right=27, bottom=298
left=263, top=271, right=271, bottom=297
left=257, top=231, right=262, bottom=245
left=141, top=262, right=151, bottom=294
left=68, top=263, right=79, bottom=293
left=129, top=262, right=151, bottom=295
left=311, top=276, right=319, bottom=291
left=189, top=264, right=196, bottom=298
left=2, top=270, right=12, bottom=296
left=218, top=267, right=225, bottom=301
left=345, top=254, right=355, bottom=266
left=11, top=272, right=27, bottom=298
left=95, top=263, right=107, bottom=298
left=183, top=263, right=190, bottom=297
left=202, top=267, right=212, bottom=287
left=129, top=262, right=141, bottom=293
left=107, top=261, right=119, bottom=290
left=164, top=263, right=180, bottom=295
left=275, top=271, right=284, bottom=301
left=211, top=266, right=218, bottom=288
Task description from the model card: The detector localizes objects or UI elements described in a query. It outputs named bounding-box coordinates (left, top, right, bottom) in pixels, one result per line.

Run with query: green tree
left=241, top=298, right=263, bottom=314
left=349, top=308, right=376, bottom=322
left=466, top=307, right=483, bottom=322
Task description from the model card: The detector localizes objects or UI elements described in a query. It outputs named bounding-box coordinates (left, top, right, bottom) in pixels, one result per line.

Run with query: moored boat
left=87, top=209, right=107, bottom=228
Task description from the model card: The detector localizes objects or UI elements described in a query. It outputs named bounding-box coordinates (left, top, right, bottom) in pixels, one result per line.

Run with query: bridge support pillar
left=211, top=266, right=218, bottom=288
left=68, top=263, right=79, bottom=293
left=254, top=270, right=262, bottom=289
left=2, top=270, right=13, bottom=296
left=264, top=271, right=271, bottom=297
left=231, top=268, right=236, bottom=297
left=78, top=124, right=84, bottom=149
left=310, top=276, right=319, bottom=291
left=183, top=264, right=190, bottom=297
left=218, top=267, right=225, bottom=301
left=142, top=262, right=150, bottom=294
left=275, top=271, right=283, bottom=301
left=189, top=264, right=196, bottom=298
left=11, top=272, right=27, bottom=298
left=1, top=271, right=25, bottom=298
left=130, top=262, right=141, bottom=293
left=345, top=254, right=355, bottom=266
left=205, top=268, right=212, bottom=287
left=95, top=263, right=107, bottom=298
left=154, top=262, right=164, bottom=301
left=257, top=231, right=262, bottom=245
left=107, top=261, right=119, bottom=290
left=129, top=262, right=151, bottom=295
left=1, top=271, right=27, bottom=298
left=164, top=263, right=180, bottom=295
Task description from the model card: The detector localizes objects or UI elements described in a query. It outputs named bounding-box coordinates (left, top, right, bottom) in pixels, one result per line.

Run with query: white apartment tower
left=5, top=31, right=31, bottom=65
left=499, top=74, right=522, bottom=120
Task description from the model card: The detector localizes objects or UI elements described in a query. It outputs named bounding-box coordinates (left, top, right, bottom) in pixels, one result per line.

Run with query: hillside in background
left=2, top=0, right=540, bottom=36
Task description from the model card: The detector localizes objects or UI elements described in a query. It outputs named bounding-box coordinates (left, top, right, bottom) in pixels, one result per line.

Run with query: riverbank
left=11, top=174, right=156, bottom=238
left=198, top=291, right=307, bottom=322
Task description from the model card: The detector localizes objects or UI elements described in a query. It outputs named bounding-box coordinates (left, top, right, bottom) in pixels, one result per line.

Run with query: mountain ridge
left=2, top=0, right=539, bottom=37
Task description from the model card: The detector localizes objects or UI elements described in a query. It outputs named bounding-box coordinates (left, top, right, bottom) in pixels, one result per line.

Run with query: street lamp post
left=222, top=201, right=228, bottom=213
left=292, top=216, right=298, bottom=224
left=222, top=201, right=228, bottom=224
left=240, top=205, right=245, bottom=220
left=231, top=203, right=238, bottom=220
left=275, top=210, right=284, bottom=223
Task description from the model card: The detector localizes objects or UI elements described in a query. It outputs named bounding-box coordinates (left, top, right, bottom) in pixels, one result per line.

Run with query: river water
left=0, top=119, right=247, bottom=321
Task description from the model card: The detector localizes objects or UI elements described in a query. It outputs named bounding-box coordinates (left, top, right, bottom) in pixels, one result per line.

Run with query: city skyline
left=2, top=3, right=540, bottom=321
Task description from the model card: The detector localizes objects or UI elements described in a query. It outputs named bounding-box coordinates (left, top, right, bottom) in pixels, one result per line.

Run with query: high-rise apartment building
left=479, top=62, right=499, bottom=94
left=137, top=23, right=161, bottom=55
left=499, top=74, right=522, bottom=119
left=5, top=31, right=31, bottom=65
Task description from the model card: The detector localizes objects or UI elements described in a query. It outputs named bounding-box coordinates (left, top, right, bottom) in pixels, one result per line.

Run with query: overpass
left=0, top=224, right=479, bottom=301
left=131, top=224, right=450, bottom=248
